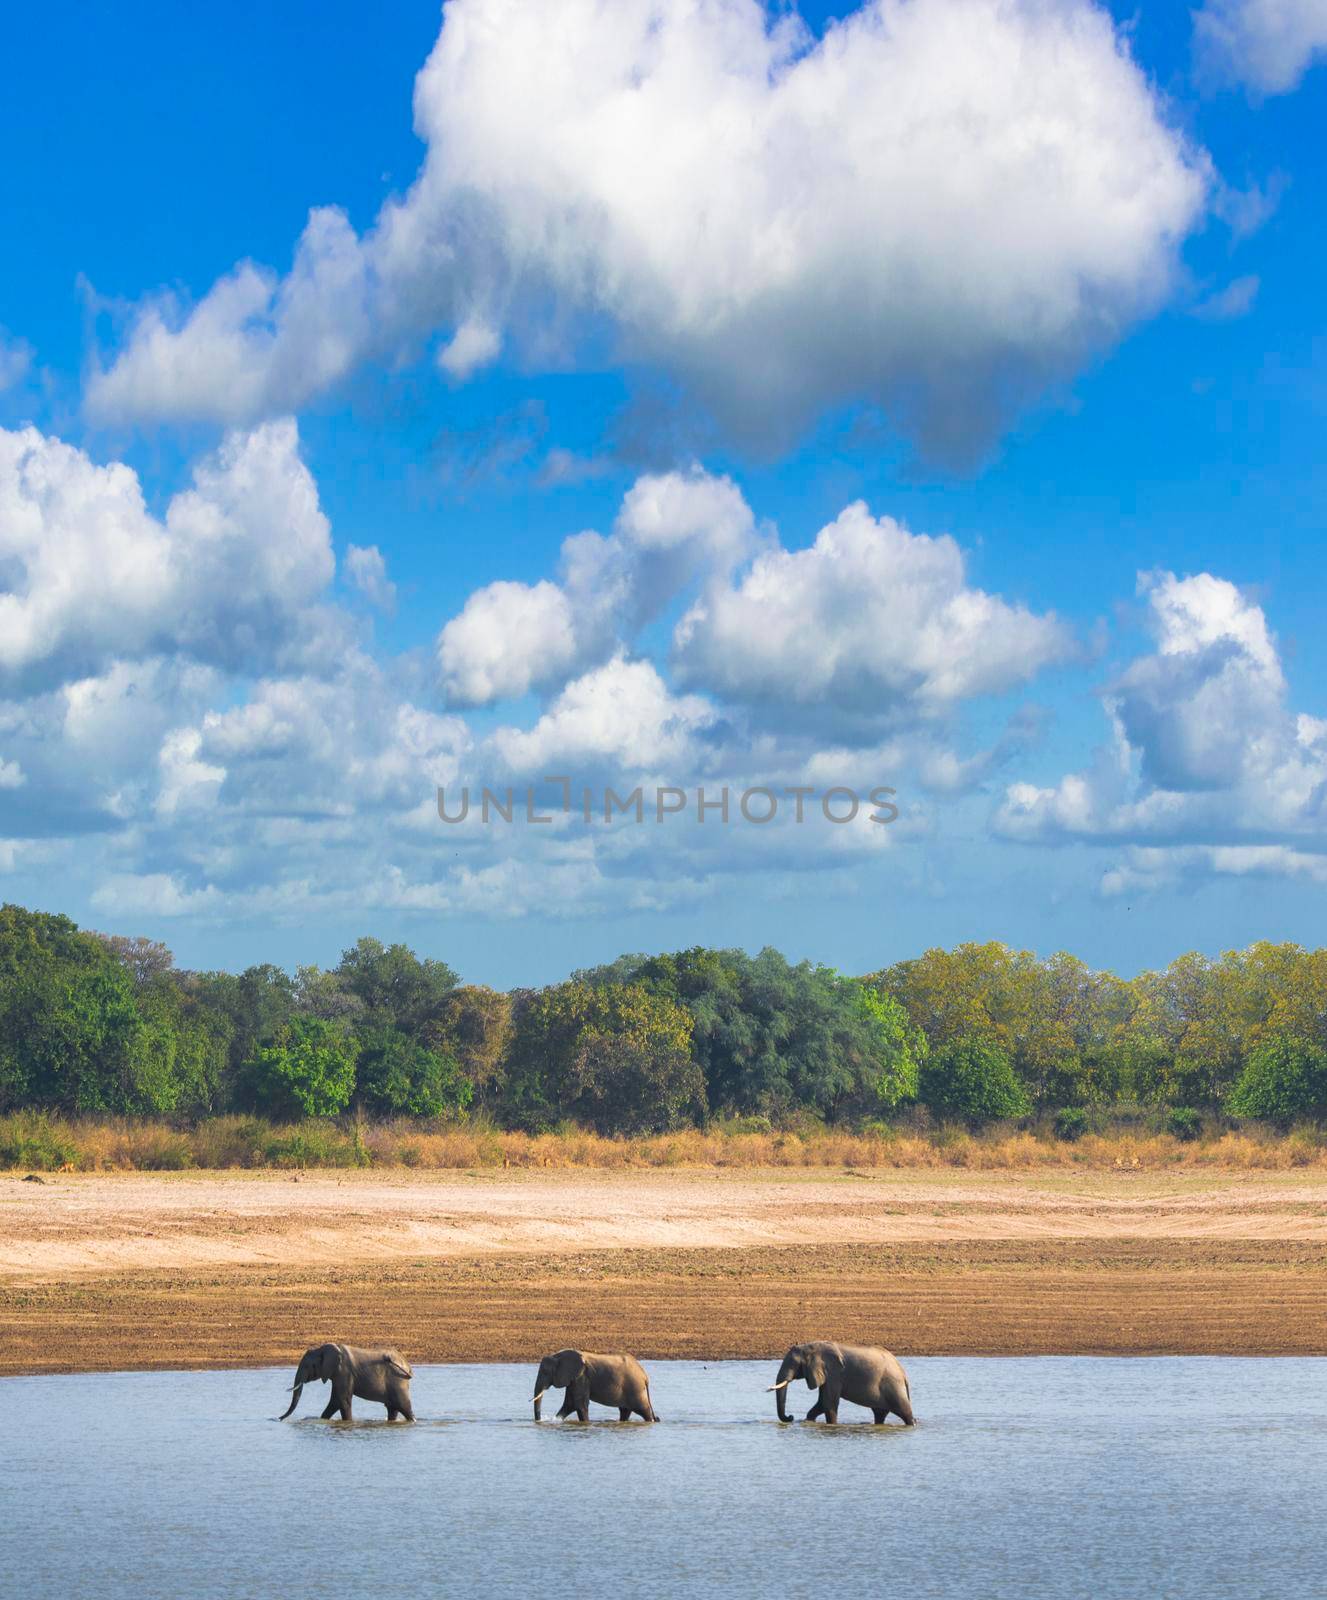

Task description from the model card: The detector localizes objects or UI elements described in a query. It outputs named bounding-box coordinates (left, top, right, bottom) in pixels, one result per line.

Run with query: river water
left=3, top=1358, right=1324, bottom=1598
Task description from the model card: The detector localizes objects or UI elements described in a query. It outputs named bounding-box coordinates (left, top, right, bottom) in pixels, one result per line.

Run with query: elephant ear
left=804, top=1346, right=827, bottom=1389
left=317, top=1344, right=343, bottom=1382
left=554, top=1349, right=587, bottom=1387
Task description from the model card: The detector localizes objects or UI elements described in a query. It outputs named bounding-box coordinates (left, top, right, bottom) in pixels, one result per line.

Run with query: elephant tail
left=384, top=1354, right=413, bottom=1380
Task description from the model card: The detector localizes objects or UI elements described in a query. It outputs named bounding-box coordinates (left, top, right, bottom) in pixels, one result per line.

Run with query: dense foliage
left=3, top=904, right=1327, bottom=1132
left=917, top=1039, right=1030, bottom=1126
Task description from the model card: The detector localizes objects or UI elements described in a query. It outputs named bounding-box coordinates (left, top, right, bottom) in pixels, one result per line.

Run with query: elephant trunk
left=279, top=1382, right=303, bottom=1421
left=533, top=1386, right=547, bottom=1421
left=769, top=1365, right=794, bottom=1421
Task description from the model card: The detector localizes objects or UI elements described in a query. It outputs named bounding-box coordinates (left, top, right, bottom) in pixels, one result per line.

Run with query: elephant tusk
left=766, top=1379, right=793, bottom=1391
left=533, top=1389, right=548, bottom=1403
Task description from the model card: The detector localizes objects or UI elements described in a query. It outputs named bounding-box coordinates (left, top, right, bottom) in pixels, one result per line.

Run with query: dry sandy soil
left=3, top=1168, right=1326, bottom=1373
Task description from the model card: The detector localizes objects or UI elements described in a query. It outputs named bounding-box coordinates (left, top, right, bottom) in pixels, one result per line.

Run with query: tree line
left=2, top=902, right=1325, bottom=1133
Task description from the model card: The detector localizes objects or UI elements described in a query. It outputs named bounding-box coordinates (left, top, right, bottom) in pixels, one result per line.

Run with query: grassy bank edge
left=5, top=1112, right=1327, bottom=1172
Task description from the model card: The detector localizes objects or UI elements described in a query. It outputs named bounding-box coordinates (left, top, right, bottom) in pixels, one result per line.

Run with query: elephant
left=279, top=1342, right=415, bottom=1422
left=532, top=1349, right=658, bottom=1422
left=768, top=1341, right=914, bottom=1425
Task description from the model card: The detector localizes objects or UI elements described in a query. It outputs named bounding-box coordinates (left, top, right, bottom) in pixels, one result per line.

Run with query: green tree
left=333, top=938, right=457, bottom=1035
left=870, top=943, right=1130, bottom=1111
left=0, top=904, right=150, bottom=1113
left=504, top=979, right=701, bottom=1134
left=429, top=984, right=513, bottom=1108
left=187, top=964, right=296, bottom=1105
left=585, top=946, right=918, bottom=1122
left=247, top=1016, right=359, bottom=1119
left=354, top=1023, right=471, bottom=1118
left=1125, top=952, right=1244, bottom=1108
left=853, top=981, right=926, bottom=1109
left=917, top=1039, right=1030, bottom=1127
left=293, top=965, right=365, bottom=1025
left=1227, top=1037, right=1327, bottom=1127
left=125, top=974, right=231, bottom=1115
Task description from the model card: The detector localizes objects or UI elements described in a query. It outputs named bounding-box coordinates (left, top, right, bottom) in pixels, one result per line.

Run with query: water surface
left=3, top=1358, right=1324, bottom=1597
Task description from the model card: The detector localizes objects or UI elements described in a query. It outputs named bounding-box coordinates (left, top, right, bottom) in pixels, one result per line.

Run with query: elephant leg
left=619, top=1407, right=632, bottom=1421
left=569, top=1377, right=591, bottom=1421
left=387, top=1406, right=400, bottom=1421
left=399, top=1397, right=414, bottom=1423
left=821, top=1387, right=841, bottom=1424
left=872, top=1408, right=887, bottom=1425
left=320, top=1397, right=339, bottom=1420
left=805, top=1395, right=825, bottom=1422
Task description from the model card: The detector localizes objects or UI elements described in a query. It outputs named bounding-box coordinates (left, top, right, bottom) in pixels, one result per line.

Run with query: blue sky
left=1, top=0, right=1325, bottom=985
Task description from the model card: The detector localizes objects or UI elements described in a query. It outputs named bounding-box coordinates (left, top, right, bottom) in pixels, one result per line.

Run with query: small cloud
left=1194, top=0, right=1327, bottom=96
left=536, top=447, right=614, bottom=488
left=437, top=316, right=501, bottom=380
left=0, top=330, right=32, bottom=391
left=0, top=756, right=25, bottom=789
left=1213, top=173, right=1287, bottom=239
left=434, top=399, right=547, bottom=490
left=91, top=872, right=224, bottom=918
left=1190, top=275, right=1260, bottom=321
left=345, top=544, right=397, bottom=613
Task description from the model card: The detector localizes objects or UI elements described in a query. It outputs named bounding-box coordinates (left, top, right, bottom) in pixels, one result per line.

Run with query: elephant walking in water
left=533, top=1349, right=658, bottom=1421
left=280, top=1343, right=415, bottom=1421
left=769, top=1341, right=913, bottom=1425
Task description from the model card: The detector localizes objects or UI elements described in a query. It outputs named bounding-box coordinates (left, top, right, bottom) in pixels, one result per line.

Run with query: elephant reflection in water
left=280, top=1342, right=415, bottom=1421
left=533, top=1349, right=658, bottom=1421
left=769, top=1341, right=914, bottom=1425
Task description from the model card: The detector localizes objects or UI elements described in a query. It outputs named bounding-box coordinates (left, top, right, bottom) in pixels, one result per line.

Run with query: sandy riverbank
left=2, top=1169, right=1325, bottom=1372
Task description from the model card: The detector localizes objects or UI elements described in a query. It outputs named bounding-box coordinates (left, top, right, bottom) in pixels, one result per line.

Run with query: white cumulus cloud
left=489, top=656, right=719, bottom=775
left=673, top=500, right=1074, bottom=727
left=0, top=418, right=336, bottom=690
left=88, top=0, right=1209, bottom=459
left=995, top=572, right=1327, bottom=888
left=437, top=466, right=755, bottom=706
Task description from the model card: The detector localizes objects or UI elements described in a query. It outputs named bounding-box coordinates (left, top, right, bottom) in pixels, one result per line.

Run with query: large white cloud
left=673, top=500, right=1074, bottom=725
left=0, top=418, right=336, bottom=690
left=996, top=572, right=1327, bottom=887
left=1194, top=0, right=1327, bottom=94
left=88, top=0, right=1208, bottom=458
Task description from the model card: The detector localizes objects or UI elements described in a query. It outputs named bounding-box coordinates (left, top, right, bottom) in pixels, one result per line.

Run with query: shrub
left=917, top=1039, right=1031, bottom=1128
left=1166, top=1107, right=1203, bottom=1142
left=190, top=1115, right=272, bottom=1168
left=0, top=1113, right=80, bottom=1170
left=260, top=1122, right=371, bottom=1169
left=1227, top=1037, right=1327, bottom=1128
left=1053, top=1107, right=1090, bottom=1142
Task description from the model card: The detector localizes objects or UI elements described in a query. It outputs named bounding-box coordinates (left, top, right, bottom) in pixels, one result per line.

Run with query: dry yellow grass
left=3, top=1111, right=1326, bottom=1172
